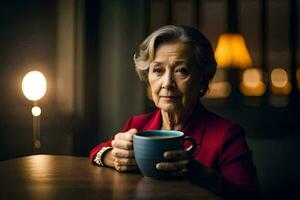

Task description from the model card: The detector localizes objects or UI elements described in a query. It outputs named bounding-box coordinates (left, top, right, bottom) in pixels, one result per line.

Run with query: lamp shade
left=215, top=33, right=252, bottom=68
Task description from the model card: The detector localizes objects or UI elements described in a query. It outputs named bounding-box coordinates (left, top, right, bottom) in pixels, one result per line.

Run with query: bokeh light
left=204, top=82, right=232, bottom=98
left=240, top=68, right=266, bottom=96
left=22, top=71, right=47, bottom=101
left=271, top=68, right=288, bottom=88
left=31, top=106, right=42, bottom=116
left=270, top=68, right=291, bottom=95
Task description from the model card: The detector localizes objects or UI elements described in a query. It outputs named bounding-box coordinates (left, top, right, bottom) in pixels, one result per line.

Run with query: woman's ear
left=146, top=85, right=153, bottom=101
left=199, top=82, right=209, bottom=98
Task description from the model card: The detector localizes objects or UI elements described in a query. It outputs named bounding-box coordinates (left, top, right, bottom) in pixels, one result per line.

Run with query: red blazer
left=90, top=103, right=259, bottom=195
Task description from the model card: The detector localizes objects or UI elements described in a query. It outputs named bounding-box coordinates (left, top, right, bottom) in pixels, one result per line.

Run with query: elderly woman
left=90, top=25, right=260, bottom=199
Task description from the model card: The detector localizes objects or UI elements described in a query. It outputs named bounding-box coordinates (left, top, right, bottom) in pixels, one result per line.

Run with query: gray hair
left=133, top=25, right=217, bottom=96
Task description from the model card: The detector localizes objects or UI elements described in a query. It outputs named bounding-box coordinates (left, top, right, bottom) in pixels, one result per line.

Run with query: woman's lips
left=160, top=96, right=179, bottom=100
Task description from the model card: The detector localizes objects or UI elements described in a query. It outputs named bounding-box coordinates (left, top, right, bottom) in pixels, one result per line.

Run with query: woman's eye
left=153, top=67, right=163, bottom=74
left=175, top=67, right=189, bottom=75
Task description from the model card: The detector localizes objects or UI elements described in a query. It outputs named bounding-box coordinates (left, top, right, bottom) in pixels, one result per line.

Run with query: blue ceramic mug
left=133, top=130, right=196, bottom=178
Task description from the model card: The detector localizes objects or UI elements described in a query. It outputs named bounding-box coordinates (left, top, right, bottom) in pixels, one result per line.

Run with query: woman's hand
left=156, top=150, right=222, bottom=193
left=110, top=128, right=138, bottom=172
left=155, top=149, right=190, bottom=175
left=156, top=149, right=217, bottom=177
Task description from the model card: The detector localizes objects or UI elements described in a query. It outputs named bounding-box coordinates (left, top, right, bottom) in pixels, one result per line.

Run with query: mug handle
left=183, top=136, right=197, bottom=155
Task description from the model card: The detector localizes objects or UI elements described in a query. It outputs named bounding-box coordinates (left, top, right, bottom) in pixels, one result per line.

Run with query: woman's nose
left=161, top=72, right=176, bottom=89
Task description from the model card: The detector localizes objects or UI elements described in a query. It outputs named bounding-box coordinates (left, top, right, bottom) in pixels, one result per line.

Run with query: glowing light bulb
left=243, top=68, right=261, bottom=88
left=270, top=67, right=292, bottom=95
left=32, top=106, right=41, bottom=116
left=22, top=71, right=47, bottom=101
left=239, top=68, right=266, bottom=96
left=271, top=68, right=288, bottom=88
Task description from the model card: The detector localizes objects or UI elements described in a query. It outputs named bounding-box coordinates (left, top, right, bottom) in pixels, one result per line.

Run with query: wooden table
left=0, top=155, right=221, bottom=200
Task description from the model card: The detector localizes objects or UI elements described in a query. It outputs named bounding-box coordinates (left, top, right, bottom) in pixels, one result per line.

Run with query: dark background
left=0, top=0, right=299, bottom=199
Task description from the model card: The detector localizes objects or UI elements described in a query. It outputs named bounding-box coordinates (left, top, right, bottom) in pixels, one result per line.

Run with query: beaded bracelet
left=93, top=147, right=113, bottom=166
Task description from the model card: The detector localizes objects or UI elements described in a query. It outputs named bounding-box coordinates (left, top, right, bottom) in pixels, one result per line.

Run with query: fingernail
left=163, top=152, right=169, bottom=158
left=156, top=163, right=160, bottom=169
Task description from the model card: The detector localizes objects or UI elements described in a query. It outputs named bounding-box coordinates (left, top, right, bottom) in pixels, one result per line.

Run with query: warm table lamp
left=22, top=71, right=47, bottom=152
left=214, top=33, right=253, bottom=105
left=215, top=33, right=252, bottom=69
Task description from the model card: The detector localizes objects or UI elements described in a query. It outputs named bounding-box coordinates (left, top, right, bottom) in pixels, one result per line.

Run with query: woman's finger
left=156, top=162, right=177, bottom=171
left=114, top=128, right=137, bottom=142
left=111, top=148, right=134, bottom=158
left=114, top=157, right=137, bottom=165
left=114, top=163, right=138, bottom=172
left=111, top=139, right=133, bottom=150
left=124, top=128, right=137, bottom=141
left=163, top=150, right=188, bottom=160
left=156, top=160, right=190, bottom=172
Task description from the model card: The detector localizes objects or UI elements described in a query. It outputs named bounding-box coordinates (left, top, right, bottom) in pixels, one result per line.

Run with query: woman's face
left=148, top=42, right=202, bottom=113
